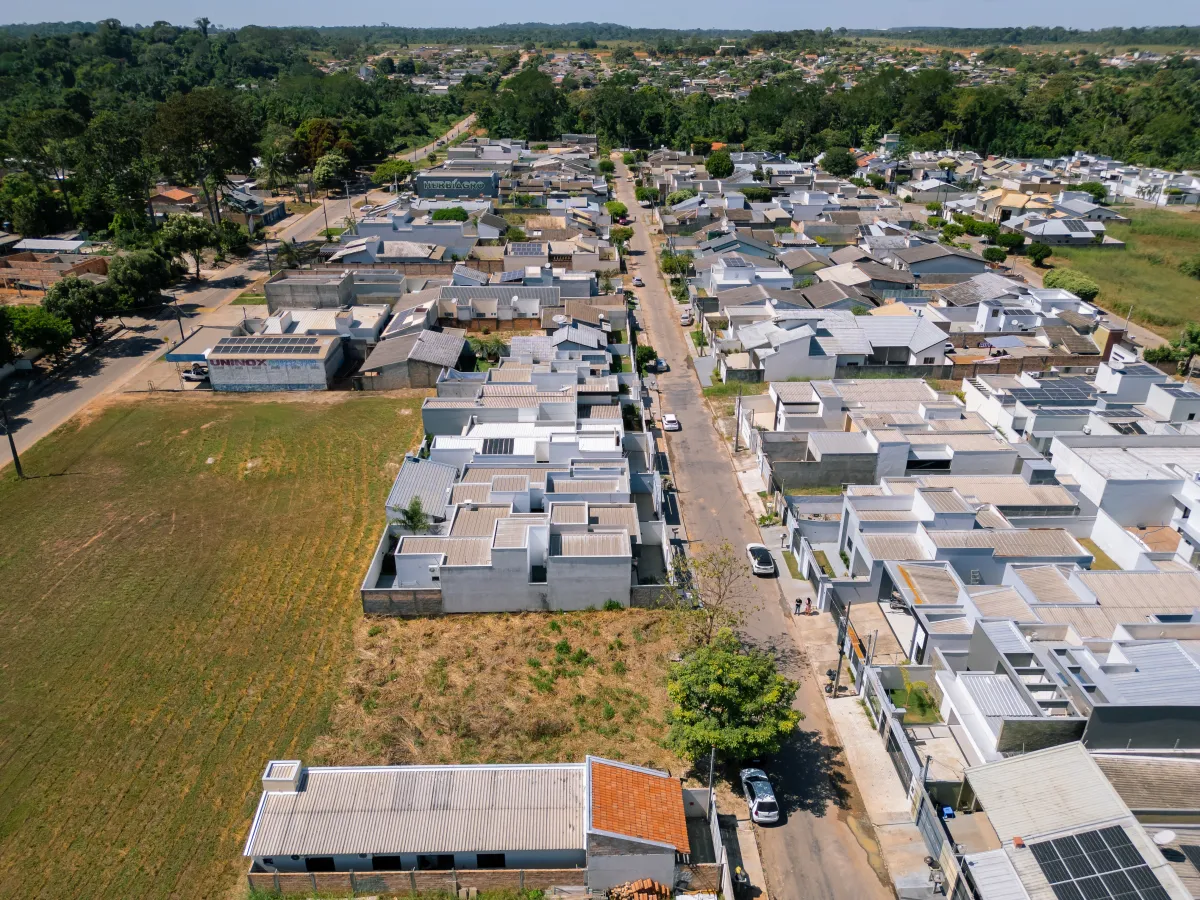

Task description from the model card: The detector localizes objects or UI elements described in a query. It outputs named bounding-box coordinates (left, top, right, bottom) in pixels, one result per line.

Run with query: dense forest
left=477, top=59, right=1200, bottom=170
left=0, top=19, right=461, bottom=239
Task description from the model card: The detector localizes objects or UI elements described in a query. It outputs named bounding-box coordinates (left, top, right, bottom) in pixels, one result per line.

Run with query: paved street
left=0, top=116, right=477, bottom=472
left=613, top=160, right=893, bottom=900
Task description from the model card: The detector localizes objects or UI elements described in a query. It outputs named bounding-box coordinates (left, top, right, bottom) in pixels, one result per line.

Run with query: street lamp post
left=171, top=295, right=186, bottom=343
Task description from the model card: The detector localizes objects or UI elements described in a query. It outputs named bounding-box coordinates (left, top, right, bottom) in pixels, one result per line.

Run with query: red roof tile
left=589, top=759, right=690, bottom=853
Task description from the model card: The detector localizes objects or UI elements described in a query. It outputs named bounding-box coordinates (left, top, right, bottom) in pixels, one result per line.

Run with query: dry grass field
left=0, top=394, right=424, bottom=899
left=312, top=610, right=691, bottom=775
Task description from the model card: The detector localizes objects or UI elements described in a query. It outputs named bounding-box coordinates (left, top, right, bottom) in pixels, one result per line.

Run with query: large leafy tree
left=666, top=629, right=801, bottom=763
left=705, top=149, right=734, bottom=178
left=1144, top=322, right=1200, bottom=377
left=7, top=305, right=74, bottom=358
left=107, top=249, right=177, bottom=308
left=152, top=88, right=259, bottom=225
left=159, top=215, right=219, bottom=280
left=42, top=277, right=112, bottom=342
left=820, top=147, right=858, bottom=178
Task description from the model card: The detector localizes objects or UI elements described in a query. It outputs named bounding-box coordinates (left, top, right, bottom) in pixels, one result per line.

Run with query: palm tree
left=257, top=144, right=287, bottom=192
left=194, top=17, right=211, bottom=38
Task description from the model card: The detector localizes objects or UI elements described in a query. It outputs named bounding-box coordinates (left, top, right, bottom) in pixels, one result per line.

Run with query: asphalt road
left=0, top=116, right=478, bottom=472
left=613, top=160, right=893, bottom=900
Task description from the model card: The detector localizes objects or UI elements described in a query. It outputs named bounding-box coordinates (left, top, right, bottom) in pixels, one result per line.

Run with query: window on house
left=305, top=857, right=336, bottom=873
left=923, top=357, right=934, bottom=364
left=1189, top=413, right=1196, bottom=421
left=477, top=853, right=506, bottom=869
left=417, top=854, right=455, bottom=871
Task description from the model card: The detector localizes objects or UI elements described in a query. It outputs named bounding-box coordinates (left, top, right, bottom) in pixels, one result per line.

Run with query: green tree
left=0, top=309, right=13, bottom=367
left=1042, top=268, right=1100, bottom=301
left=666, top=628, right=800, bottom=763
left=605, top=201, right=628, bottom=218
left=432, top=206, right=469, bottom=222
left=996, top=232, right=1026, bottom=252
left=739, top=187, right=773, bottom=202
left=0, top=172, right=69, bottom=237
left=983, top=247, right=1008, bottom=264
left=42, top=277, right=110, bottom=342
left=867, top=173, right=887, bottom=190
left=372, top=159, right=414, bottom=187
left=397, top=496, right=430, bottom=534
left=705, top=150, right=734, bottom=179
left=635, top=345, right=657, bottom=373
left=1077, top=182, right=1109, bottom=204
left=609, top=226, right=634, bottom=250
left=6, top=305, right=73, bottom=358
left=665, top=188, right=697, bottom=206
left=622, top=152, right=636, bottom=166
left=313, top=151, right=351, bottom=188
left=1027, top=242, right=1052, bottom=267
left=1144, top=322, right=1200, bottom=377
left=217, top=220, right=252, bottom=257
left=820, top=147, right=858, bottom=178
left=160, top=215, right=219, bottom=280
left=598, top=159, right=615, bottom=174
left=256, top=143, right=289, bottom=191
left=925, top=201, right=943, bottom=212
left=635, top=187, right=658, bottom=203
left=107, top=250, right=176, bottom=309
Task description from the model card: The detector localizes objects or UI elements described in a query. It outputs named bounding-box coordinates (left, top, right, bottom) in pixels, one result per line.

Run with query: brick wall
left=361, top=589, right=444, bottom=616
left=247, top=867, right=587, bottom=897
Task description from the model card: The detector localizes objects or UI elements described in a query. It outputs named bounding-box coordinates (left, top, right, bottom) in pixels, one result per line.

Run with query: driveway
left=612, top=159, right=893, bottom=900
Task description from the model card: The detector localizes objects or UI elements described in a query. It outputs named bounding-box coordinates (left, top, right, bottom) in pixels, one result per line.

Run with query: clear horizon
left=1, top=3, right=1196, bottom=32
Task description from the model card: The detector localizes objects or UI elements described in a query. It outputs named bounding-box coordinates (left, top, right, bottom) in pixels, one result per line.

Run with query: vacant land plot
left=311, top=611, right=691, bottom=775
left=1050, top=209, right=1200, bottom=337
left=0, top=394, right=423, bottom=900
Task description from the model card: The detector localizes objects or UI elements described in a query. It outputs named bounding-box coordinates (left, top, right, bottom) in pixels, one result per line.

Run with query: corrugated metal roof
left=929, top=529, right=1087, bottom=559
left=491, top=475, right=529, bottom=493
left=1092, top=755, right=1200, bottom=812
left=899, top=564, right=962, bottom=605
left=493, top=516, right=546, bottom=549
left=550, top=503, right=588, bottom=524
left=972, top=588, right=1035, bottom=621
left=964, top=743, right=1131, bottom=843
left=399, top=537, right=492, bottom=567
left=550, top=479, right=621, bottom=493
left=810, top=431, right=875, bottom=455
left=919, top=489, right=974, bottom=514
left=244, top=763, right=586, bottom=857
left=1080, top=571, right=1200, bottom=610
left=555, top=532, right=630, bottom=557
left=960, top=672, right=1039, bottom=718
left=862, top=533, right=929, bottom=561
left=903, top=476, right=1078, bottom=510
left=462, top=466, right=565, bottom=485
left=1013, top=565, right=1085, bottom=605
left=962, top=849, right=1032, bottom=900
left=975, top=506, right=1014, bottom=530
left=836, top=379, right=936, bottom=403
left=386, top=457, right=458, bottom=516
left=450, top=505, right=512, bottom=537
left=589, top=504, right=640, bottom=538
left=450, top=483, right=492, bottom=505
left=1102, top=642, right=1200, bottom=704
left=981, top=620, right=1032, bottom=655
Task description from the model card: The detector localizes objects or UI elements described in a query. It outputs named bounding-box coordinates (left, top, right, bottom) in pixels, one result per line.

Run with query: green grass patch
left=787, top=485, right=845, bottom=495
left=1050, top=209, right=1200, bottom=337
left=889, top=679, right=940, bottom=724
left=1078, top=538, right=1121, bottom=571
left=782, top=550, right=803, bottom=580
left=0, top=395, right=424, bottom=898
left=318, top=226, right=346, bottom=238
left=232, top=292, right=266, bottom=305
left=812, top=549, right=837, bottom=577
left=702, top=381, right=769, bottom=399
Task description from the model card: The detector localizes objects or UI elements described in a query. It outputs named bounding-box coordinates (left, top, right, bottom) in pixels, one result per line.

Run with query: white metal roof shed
left=244, top=763, right=587, bottom=858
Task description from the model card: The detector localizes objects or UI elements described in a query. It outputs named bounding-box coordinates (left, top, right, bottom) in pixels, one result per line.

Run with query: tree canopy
left=666, top=629, right=800, bottom=763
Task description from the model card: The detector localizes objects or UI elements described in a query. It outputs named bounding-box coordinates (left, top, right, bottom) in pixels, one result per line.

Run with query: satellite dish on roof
left=553, top=315, right=569, bottom=325
left=1153, top=830, right=1177, bottom=846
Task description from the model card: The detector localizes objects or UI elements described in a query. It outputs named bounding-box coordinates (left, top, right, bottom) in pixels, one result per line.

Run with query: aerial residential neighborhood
left=2, top=13, right=1200, bottom=900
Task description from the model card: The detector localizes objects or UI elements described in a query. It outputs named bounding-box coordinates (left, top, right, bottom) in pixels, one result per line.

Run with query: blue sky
left=1, top=1, right=1193, bottom=30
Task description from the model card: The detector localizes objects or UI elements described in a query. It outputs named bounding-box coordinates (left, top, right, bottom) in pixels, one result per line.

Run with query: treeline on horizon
left=2, top=21, right=1200, bottom=47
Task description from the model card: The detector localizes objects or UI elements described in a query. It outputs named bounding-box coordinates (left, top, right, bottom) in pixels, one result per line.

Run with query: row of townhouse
left=360, top=341, right=671, bottom=617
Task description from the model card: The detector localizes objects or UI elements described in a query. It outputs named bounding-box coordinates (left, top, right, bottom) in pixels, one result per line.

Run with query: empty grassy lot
left=312, top=611, right=690, bottom=774
left=1049, top=209, right=1200, bottom=338
left=0, top=394, right=423, bottom=900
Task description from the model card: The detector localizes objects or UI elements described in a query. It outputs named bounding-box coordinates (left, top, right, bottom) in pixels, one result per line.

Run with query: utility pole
left=831, top=608, right=849, bottom=698
left=263, top=236, right=273, bottom=275
left=1, top=403, right=24, bottom=479
left=172, top=296, right=186, bottom=343
left=321, top=198, right=331, bottom=238
left=733, top=385, right=743, bottom=452
left=707, top=745, right=716, bottom=795
left=343, top=180, right=355, bottom=234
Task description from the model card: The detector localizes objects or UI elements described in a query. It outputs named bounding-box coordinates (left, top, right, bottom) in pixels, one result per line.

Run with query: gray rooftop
left=385, top=456, right=459, bottom=518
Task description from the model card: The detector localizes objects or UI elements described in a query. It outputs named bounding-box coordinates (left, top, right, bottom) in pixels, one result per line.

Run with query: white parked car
left=632, top=276, right=645, bottom=287
left=746, top=543, right=775, bottom=576
left=680, top=311, right=693, bottom=326
left=740, top=769, right=780, bottom=825
left=662, top=413, right=681, bottom=431
left=944, top=341, right=956, bottom=354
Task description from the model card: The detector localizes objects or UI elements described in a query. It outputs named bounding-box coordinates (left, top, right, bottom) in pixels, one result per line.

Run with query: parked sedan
left=662, top=413, right=681, bottom=431
left=746, top=543, right=776, bottom=576
left=632, top=276, right=645, bottom=287
left=740, top=768, right=780, bottom=825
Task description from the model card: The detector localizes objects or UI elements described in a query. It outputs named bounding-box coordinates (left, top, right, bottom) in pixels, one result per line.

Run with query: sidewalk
left=734, top=816, right=770, bottom=900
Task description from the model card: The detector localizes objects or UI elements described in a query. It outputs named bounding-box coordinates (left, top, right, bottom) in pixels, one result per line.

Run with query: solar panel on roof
left=1065, top=220, right=1091, bottom=233
left=1181, top=845, right=1200, bottom=874
left=498, top=269, right=525, bottom=282
left=510, top=242, right=546, bottom=256
left=1030, top=829, right=1167, bottom=900
left=722, top=256, right=751, bottom=267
